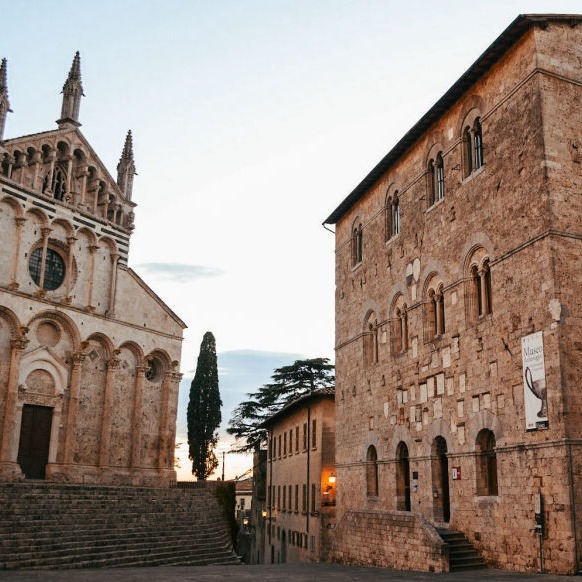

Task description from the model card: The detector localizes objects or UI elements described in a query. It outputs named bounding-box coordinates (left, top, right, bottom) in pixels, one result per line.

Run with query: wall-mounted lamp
left=328, top=473, right=336, bottom=484
left=261, top=510, right=268, bottom=517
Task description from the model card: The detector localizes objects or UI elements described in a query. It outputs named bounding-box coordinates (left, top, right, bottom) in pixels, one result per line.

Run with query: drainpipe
left=306, top=407, right=311, bottom=534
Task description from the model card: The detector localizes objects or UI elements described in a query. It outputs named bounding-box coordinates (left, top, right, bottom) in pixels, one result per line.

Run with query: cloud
left=134, top=262, right=224, bottom=283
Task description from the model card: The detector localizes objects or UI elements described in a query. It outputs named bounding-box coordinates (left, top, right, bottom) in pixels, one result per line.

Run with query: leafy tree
left=187, top=331, right=222, bottom=480
left=227, top=357, right=334, bottom=453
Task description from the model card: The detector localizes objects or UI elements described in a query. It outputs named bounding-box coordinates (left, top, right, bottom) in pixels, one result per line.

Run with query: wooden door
left=17, top=404, right=53, bottom=479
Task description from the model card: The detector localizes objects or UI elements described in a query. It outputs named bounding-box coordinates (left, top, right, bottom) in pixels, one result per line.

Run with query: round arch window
left=29, top=247, right=66, bottom=291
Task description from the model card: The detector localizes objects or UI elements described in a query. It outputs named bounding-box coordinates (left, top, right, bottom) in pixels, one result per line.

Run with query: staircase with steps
left=0, top=482, right=240, bottom=570
left=436, top=527, right=487, bottom=572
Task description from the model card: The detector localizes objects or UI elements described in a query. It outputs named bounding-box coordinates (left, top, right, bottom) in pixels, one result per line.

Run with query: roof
left=323, top=14, right=582, bottom=225
left=262, top=387, right=335, bottom=428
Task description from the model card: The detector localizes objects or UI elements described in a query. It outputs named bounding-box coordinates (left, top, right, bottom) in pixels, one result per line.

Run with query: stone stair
left=436, top=527, right=487, bottom=572
left=0, top=482, right=240, bottom=570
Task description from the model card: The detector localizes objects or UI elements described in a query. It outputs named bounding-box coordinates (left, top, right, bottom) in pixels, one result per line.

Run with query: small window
left=473, top=118, right=483, bottom=169
left=295, top=484, right=299, bottom=512
left=303, top=423, right=307, bottom=450
left=311, top=483, right=316, bottom=513
left=312, top=419, right=317, bottom=449
left=145, top=357, right=162, bottom=382
left=302, top=484, right=307, bottom=512
left=471, top=258, right=492, bottom=318
left=283, top=432, right=287, bottom=456
left=29, top=247, right=66, bottom=291
left=463, top=117, right=484, bottom=177
left=295, top=426, right=299, bottom=453
left=363, top=311, right=379, bottom=366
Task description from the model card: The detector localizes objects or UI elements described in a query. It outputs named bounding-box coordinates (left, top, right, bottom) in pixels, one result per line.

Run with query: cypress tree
left=187, top=331, right=222, bottom=480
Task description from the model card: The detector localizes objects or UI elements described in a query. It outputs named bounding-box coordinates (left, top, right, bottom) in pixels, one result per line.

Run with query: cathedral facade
left=324, top=15, right=582, bottom=574
left=0, top=54, right=185, bottom=487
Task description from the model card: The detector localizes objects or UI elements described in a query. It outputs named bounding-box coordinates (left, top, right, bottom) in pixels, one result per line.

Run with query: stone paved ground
left=0, top=563, right=576, bottom=581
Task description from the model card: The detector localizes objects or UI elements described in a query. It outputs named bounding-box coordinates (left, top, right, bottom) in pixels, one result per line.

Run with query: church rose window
left=29, top=247, right=66, bottom=290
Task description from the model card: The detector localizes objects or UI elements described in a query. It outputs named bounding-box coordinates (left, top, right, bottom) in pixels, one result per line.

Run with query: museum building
left=324, top=14, right=582, bottom=574
left=0, top=54, right=185, bottom=487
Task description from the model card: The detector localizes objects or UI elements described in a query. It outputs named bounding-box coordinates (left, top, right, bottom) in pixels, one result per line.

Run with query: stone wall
left=329, top=18, right=582, bottom=574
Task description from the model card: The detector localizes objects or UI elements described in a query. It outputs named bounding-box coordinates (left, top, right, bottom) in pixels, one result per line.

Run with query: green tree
left=187, top=331, right=222, bottom=480
left=227, top=357, right=334, bottom=453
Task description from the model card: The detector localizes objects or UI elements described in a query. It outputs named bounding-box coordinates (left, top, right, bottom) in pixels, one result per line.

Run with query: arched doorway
left=396, top=441, right=411, bottom=511
left=431, top=436, right=450, bottom=522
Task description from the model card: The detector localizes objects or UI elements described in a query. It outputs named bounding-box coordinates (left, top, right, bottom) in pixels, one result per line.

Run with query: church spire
left=117, top=130, right=137, bottom=200
left=0, top=58, right=12, bottom=142
left=57, top=51, right=84, bottom=129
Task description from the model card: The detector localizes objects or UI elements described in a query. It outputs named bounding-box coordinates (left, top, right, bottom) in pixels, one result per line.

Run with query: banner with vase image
left=522, top=331, right=549, bottom=431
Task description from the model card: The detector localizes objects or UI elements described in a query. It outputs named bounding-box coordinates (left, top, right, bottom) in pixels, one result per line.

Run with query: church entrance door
left=17, top=404, right=53, bottom=479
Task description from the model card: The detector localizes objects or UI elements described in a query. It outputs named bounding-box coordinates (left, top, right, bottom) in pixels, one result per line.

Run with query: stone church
left=0, top=54, right=185, bottom=487
left=324, top=15, right=582, bottom=574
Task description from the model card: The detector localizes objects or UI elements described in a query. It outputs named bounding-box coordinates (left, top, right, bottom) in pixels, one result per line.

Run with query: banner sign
left=522, top=331, right=549, bottom=431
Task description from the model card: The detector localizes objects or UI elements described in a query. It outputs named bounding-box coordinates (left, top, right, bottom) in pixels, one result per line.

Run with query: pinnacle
left=69, top=51, right=82, bottom=81
left=122, top=130, right=134, bottom=160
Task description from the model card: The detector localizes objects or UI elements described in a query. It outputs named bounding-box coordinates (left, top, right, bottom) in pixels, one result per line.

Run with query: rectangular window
left=268, top=438, right=271, bottom=460
left=303, top=423, right=307, bottom=450
left=283, top=432, right=287, bottom=456
left=288, top=485, right=292, bottom=511
left=312, top=419, right=317, bottom=449
left=267, top=484, right=271, bottom=507
left=302, top=484, right=307, bottom=512
left=295, top=484, right=299, bottom=512
left=311, top=483, right=316, bottom=513
left=278, top=435, right=281, bottom=458
left=289, top=429, right=293, bottom=452
left=295, top=426, right=299, bottom=452
left=283, top=485, right=286, bottom=511
left=310, top=535, right=315, bottom=552
left=277, top=485, right=281, bottom=510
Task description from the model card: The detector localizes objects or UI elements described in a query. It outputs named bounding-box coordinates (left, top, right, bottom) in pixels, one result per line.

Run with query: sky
left=2, top=0, right=580, bottom=479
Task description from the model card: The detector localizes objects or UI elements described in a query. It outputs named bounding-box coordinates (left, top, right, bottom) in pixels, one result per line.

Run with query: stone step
left=436, top=527, right=487, bottom=572
left=0, top=482, right=237, bottom=570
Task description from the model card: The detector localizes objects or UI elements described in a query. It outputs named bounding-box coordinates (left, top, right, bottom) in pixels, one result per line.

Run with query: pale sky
left=2, top=0, right=580, bottom=479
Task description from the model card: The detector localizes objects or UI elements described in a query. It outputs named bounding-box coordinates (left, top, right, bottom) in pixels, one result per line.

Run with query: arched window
left=396, top=442, right=411, bottom=511
left=426, top=278, right=445, bottom=339
left=470, top=257, right=492, bottom=319
left=476, top=429, right=498, bottom=496
left=52, top=167, right=66, bottom=201
left=463, top=117, right=484, bottom=177
left=391, top=295, right=408, bottom=355
left=392, top=194, right=400, bottom=235
left=366, top=445, right=378, bottom=497
left=352, top=222, right=363, bottom=266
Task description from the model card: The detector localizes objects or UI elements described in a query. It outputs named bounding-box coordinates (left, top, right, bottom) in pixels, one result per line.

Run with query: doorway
left=396, top=441, right=411, bottom=511
left=17, top=404, right=53, bottom=479
left=432, top=436, right=450, bottom=522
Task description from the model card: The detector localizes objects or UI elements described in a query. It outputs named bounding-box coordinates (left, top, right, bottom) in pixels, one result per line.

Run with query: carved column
left=8, top=217, right=26, bottom=290
left=86, top=244, right=98, bottom=311
left=4, top=153, right=14, bottom=180
left=98, top=352, right=120, bottom=467
left=37, top=227, right=52, bottom=292
left=107, top=253, right=119, bottom=317
left=435, top=292, right=443, bottom=335
left=65, top=155, right=73, bottom=197
left=63, top=347, right=87, bottom=465
left=157, top=372, right=171, bottom=469
left=31, top=150, right=41, bottom=191
left=43, top=150, right=56, bottom=195
left=0, top=330, right=29, bottom=473
left=77, top=165, right=88, bottom=207
left=64, top=235, right=77, bottom=302
left=130, top=365, right=145, bottom=469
